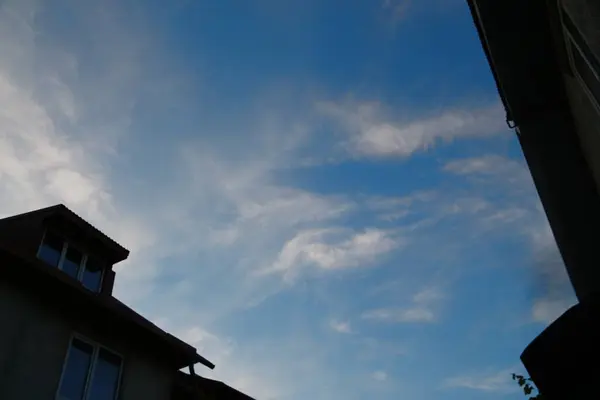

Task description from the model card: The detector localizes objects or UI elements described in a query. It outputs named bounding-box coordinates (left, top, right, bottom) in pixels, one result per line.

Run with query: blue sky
left=0, top=0, right=577, bottom=399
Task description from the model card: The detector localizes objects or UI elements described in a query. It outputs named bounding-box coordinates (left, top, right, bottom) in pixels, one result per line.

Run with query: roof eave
left=465, top=0, right=513, bottom=124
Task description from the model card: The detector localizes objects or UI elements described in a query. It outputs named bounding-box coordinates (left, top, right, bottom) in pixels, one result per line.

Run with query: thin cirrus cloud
left=316, top=100, right=507, bottom=158
left=443, top=154, right=532, bottom=187
left=372, top=370, right=389, bottom=382
left=443, top=367, right=519, bottom=393
left=259, top=228, right=403, bottom=280
left=443, top=154, right=577, bottom=323
left=443, top=154, right=512, bottom=175
left=329, top=319, right=353, bottom=334
left=362, top=286, right=443, bottom=324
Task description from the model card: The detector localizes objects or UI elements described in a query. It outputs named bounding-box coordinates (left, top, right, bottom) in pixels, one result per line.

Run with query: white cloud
left=329, top=319, right=353, bottom=334
left=444, top=368, right=517, bottom=393
left=412, top=286, right=444, bottom=303
left=317, top=100, right=506, bottom=158
left=262, top=228, right=402, bottom=279
left=372, top=370, right=388, bottom=382
left=443, top=154, right=531, bottom=186
left=531, top=298, right=574, bottom=324
left=527, top=222, right=576, bottom=324
left=363, top=307, right=435, bottom=323
left=441, top=197, right=490, bottom=216
left=367, top=191, right=437, bottom=221
left=444, top=154, right=509, bottom=175
left=481, top=207, right=528, bottom=226
left=362, top=286, right=443, bottom=323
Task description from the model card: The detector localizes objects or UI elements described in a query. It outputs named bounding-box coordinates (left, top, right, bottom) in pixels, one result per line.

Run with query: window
left=58, top=337, right=123, bottom=400
left=37, top=231, right=105, bottom=292
left=82, top=257, right=103, bottom=292
left=63, top=245, right=84, bottom=279
left=562, top=5, right=600, bottom=111
left=38, top=231, right=64, bottom=267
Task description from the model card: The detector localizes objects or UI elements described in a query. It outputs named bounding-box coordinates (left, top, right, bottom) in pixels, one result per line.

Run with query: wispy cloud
left=444, top=154, right=576, bottom=324
left=443, top=154, right=531, bottom=187
left=330, top=319, right=353, bottom=334
left=316, top=100, right=506, bottom=158
left=528, top=223, right=576, bottom=324
left=372, top=370, right=388, bottom=382
left=363, top=307, right=435, bottom=323
left=443, top=367, right=518, bottom=393
left=362, top=286, right=443, bottom=323
left=262, top=228, right=402, bottom=279
left=366, top=191, right=437, bottom=221
left=531, top=298, right=573, bottom=323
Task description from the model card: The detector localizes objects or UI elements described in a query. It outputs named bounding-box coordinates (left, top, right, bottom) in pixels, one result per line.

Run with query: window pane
left=38, top=232, right=63, bottom=267
left=82, top=257, right=103, bottom=292
left=62, top=245, right=83, bottom=279
left=87, top=348, right=122, bottom=400
left=59, top=339, right=93, bottom=400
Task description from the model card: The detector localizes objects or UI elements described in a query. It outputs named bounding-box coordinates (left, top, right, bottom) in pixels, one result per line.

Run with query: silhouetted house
left=467, top=1, right=600, bottom=398
left=467, top=0, right=600, bottom=301
left=173, top=372, right=256, bottom=400
left=0, top=204, right=216, bottom=399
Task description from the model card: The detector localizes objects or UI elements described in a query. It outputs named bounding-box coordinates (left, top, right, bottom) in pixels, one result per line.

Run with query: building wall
left=0, top=214, right=46, bottom=261
left=563, top=77, right=600, bottom=188
left=562, top=0, right=600, bottom=58
left=0, top=280, right=68, bottom=399
left=557, top=0, right=600, bottom=193
left=0, top=280, right=175, bottom=400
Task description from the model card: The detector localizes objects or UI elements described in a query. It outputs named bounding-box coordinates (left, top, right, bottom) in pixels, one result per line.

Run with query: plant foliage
left=512, top=374, right=543, bottom=400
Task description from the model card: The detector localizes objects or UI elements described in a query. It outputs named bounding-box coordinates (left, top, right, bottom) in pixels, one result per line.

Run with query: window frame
left=37, top=230, right=105, bottom=292
left=559, top=2, right=600, bottom=115
left=56, top=334, right=124, bottom=400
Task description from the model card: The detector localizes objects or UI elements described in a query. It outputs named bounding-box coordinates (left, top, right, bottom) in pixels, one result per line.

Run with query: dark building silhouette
left=174, top=372, right=256, bottom=400
left=467, top=1, right=600, bottom=398
left=0, top=204, right=253, bottom=400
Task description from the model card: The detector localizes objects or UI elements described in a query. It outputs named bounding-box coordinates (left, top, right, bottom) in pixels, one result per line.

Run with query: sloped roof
left=0, top=204, right=129, bottom=265
left=175, top=371, right=255, bottom=400
left=466, top=0, right=567, bottom=128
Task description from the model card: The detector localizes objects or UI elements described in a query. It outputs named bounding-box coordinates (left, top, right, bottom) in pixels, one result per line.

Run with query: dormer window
left=38, top=231, right=64, bottom=268
left=38, top=231, right=104, bottom=292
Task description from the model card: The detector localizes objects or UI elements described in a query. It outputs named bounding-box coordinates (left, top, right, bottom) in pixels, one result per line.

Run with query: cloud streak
left=444, top=367, right=517, bottom=393
left=262, top=228, right=402, bottom=279
left=330, top=319, right=353, bottom=334
left=317, top=100, right=506, bottom=158
left=362, top=286, right=443, bottom=323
